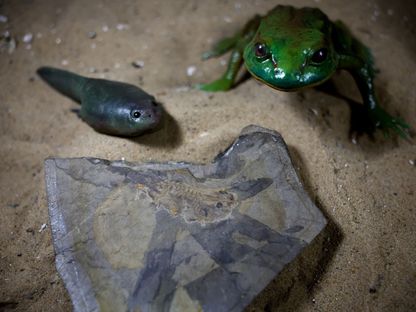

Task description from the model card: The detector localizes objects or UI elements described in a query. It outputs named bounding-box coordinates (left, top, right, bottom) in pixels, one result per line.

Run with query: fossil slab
left=45, top=125, right=326, bottom=312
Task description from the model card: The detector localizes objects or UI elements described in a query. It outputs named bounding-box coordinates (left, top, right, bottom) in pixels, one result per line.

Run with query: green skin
left=37, top=67, right=163, bottom=137
left=197, top=5, right=409, bottom=138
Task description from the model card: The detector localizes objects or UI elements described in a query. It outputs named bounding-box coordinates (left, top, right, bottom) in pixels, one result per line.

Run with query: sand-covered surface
left=0, top=0, right=415, bottom=311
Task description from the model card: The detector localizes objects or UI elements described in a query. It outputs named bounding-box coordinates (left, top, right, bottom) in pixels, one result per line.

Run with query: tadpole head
left=122, top=99, right=163, bottom=136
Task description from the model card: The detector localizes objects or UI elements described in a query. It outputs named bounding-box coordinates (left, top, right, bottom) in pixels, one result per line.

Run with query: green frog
left=197, top=5, right=409, bottom=138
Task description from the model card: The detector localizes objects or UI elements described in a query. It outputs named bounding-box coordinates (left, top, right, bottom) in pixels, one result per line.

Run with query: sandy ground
left=0, top=0, right=415, bottom=311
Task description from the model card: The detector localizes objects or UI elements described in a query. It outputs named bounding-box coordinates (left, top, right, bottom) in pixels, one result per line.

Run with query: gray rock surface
left=44, top=125, right=326, bottom=312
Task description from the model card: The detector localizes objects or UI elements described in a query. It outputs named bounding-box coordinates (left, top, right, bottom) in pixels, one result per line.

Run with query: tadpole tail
left=37, top=66, right=87, bottom=103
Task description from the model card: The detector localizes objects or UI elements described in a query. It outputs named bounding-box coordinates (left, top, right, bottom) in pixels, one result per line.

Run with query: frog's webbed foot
left=348, top=101, right=376, bottom=141
left=195, top=77, right=233, bottom=92
left=348, top=101, right=410, bottom=141
left=369, top=106, right=410, bottom=139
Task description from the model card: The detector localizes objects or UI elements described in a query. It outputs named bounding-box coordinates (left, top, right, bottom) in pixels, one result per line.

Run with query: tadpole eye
left=311, top=48, right=328, bottom=64
left=254, top=42, right=268, bottom=58
left=131, top=110, right=141, bottom=119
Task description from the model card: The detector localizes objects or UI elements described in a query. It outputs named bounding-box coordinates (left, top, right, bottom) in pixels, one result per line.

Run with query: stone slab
left=44, top=125, right=327, bottom=312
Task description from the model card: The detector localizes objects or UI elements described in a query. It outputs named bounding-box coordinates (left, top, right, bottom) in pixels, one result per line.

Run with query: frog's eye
left=311, top=48, right=328, bottom=64
left=254, top=43, right=268, bottom=58
left=131, top=110, right=142, bottom=119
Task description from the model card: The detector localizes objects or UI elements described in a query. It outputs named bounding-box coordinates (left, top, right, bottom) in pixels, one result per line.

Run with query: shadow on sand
left=128, top=108, right=183, bottom=149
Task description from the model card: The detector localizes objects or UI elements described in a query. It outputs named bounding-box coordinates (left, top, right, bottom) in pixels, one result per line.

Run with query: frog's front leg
left=196, top=49, right=244, bottom=92
left=201, top=33, right=242, bottom=61
left=197, top=16, right=260, bottom=92
left=339, top=55, right=410, bottom=138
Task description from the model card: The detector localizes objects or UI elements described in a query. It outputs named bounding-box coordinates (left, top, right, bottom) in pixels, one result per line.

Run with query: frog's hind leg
left=197, top=15, right=261, bottom=92
left=340, top=54, right=410, bottom=138
left=335, top=22, right=410, bottom=138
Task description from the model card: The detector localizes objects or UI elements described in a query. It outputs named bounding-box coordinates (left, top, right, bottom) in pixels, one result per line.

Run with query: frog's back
left=263, top=5, right=330, bottom=34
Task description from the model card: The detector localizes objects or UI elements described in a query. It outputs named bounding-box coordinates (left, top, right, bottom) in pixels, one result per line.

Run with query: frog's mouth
left=246, top=67, right=332, bottom=92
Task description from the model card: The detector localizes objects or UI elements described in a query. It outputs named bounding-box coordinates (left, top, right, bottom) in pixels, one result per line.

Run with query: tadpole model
left=38, top=67, right=163, bottom=137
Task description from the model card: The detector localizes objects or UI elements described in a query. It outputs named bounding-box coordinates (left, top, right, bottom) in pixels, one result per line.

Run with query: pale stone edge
left=44, top=158, right=100, bottom=312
